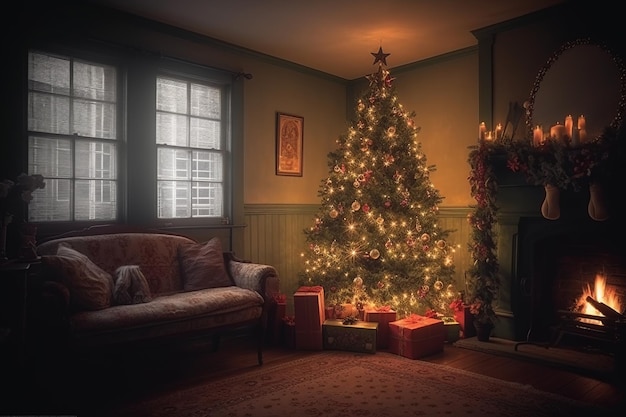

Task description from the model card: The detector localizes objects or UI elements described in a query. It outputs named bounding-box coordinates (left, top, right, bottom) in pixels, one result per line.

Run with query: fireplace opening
left=516, top=216, right=626, bottom=357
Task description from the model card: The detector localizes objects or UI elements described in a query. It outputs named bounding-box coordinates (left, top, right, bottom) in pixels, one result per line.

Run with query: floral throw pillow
left=41, top=244, right=114, bottom=311
left=178, top=237, right=234, bottom=291
left=113, top=265, right=153, bottom=305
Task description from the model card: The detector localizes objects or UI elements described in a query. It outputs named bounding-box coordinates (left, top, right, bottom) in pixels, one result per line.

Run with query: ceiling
left=87, top=0, right=565, bottom=80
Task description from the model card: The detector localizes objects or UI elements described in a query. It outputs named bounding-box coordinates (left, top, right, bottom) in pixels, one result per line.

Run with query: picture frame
left=276, top=112, right=304, bottom=176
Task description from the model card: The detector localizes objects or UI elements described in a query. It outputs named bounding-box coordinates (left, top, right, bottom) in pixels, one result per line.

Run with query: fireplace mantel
left=484, top=150, right=626, bottom=341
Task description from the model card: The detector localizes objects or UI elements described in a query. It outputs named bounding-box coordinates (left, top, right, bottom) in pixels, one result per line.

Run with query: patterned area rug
left=111, top=350, right=613, bottom=417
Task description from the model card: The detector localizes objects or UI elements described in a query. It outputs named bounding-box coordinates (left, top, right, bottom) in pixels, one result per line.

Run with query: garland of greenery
left=466, top=141, right=500, bottom=324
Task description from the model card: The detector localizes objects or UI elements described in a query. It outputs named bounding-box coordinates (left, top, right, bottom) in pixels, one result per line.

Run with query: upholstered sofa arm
left=226, top=254, right=280, bottom=302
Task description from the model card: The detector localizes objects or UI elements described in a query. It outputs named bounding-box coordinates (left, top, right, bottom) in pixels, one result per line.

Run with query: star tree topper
left=371, top=46, right=391, bottom=66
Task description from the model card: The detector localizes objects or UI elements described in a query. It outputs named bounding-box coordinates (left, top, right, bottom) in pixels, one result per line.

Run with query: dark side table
left=0, top=259, right=39, bottom=367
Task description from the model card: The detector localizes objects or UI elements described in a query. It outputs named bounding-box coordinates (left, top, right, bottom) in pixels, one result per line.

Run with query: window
left=27, top=51, right=118, bottom=222
left=156, top=76, right=226, bottom=219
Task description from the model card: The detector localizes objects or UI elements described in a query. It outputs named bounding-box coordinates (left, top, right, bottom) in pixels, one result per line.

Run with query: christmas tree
left=298, top=48, right=458, bottom=318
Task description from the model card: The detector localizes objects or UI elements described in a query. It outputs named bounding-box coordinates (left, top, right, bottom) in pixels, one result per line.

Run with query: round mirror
left=526, top=38, right=626, bottom=141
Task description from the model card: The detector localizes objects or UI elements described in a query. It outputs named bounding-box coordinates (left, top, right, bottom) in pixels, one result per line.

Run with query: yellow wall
left=391, top=52, right=478, bottom=207
left=242, top=62, right=347, bottom=204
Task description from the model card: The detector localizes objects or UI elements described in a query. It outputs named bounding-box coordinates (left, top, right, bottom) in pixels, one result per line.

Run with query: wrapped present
left=282, top=316, right=296, bottom=349
left=364, top=306, right=397, bottom=349
left=324, top=306, right=335, bottom=320
left=269, top=293, right=287, bottom=345
left=441, top=316, right=460, bottom=343
left=334, top=303, right=357, bottom=319
left=322, top=319, right=378, bottom=353
left=453, top=305, right=475, bottom=338
left=389, top=314, right=444, bottom=359
left=294, top=286, right=325, bottom=350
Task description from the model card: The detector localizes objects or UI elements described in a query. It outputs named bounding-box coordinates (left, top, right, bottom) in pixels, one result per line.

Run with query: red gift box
left=453, top=305, right=475, bottom=338
left=269, top=293, right=287, bottom=345
left=294, top=286, right=325, bottom=350
left=364, top=306, right=397, bottom=349
left=389, top=315, right=444, bottom=359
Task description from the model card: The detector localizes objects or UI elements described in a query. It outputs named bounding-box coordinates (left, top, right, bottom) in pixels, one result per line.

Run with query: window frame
left=154, top=65, right=233, bottom=227
left=26, top=47, right=125, bottom=227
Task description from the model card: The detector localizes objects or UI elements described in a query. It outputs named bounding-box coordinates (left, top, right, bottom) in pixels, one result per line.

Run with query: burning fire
left=575, top=273, right=623, bottom=325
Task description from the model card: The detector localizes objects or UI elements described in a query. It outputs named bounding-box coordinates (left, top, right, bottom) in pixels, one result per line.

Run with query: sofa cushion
left=42, top=244, right=114, bottom=311
left=113, top=265, right=152, bottom=305
left=179, top=237, right=234, bottom=291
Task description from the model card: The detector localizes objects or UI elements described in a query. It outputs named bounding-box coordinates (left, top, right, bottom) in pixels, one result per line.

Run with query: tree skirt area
left=105, top=350, right=612, bottom=417
left=454, top=336, right=616, bottom=378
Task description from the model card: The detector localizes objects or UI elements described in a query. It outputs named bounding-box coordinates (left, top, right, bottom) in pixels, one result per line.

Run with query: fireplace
left=494, top=179, right=626, bottom=361
left=516, top=215, right=625, bottom=348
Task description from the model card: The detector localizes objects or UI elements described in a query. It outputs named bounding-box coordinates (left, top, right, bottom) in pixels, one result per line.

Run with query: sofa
left=34, top=225, right=280, bottom=365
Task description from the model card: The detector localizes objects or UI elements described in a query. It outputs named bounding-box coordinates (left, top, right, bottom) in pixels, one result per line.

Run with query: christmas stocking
left=541, top=184, right=560, bottom=220
left=588, top=183, right=609, bottom=221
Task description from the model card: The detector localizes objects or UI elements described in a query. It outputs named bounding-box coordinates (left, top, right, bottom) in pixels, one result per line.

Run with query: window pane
left=73, top=99, right=116, bottom=139
left=191, top=83, right=220, bottom=118
left=193, top=151, right=222, bottom=181
left=73, top=61, right=117, bottom=101
left=28, top=52, right=70, bottom=95
left=158, top=180, right=190, bottom=218
left=156, top=113, right=188, bottom=145
left=190, top=117, right=220, bottom=149
left=75, top=141, right=117, bottom=179
left=75, top=180, right=117, bottom=220
left=157, top=148, right=189, bottom=180
left=28, top=178, right=71, bottom=222
left=29, top=136, right=72, bottom=178
left=192, top=182, right=222, bottom=217
left=157, top=78, right=187, bottom=113
left=28, top=92, right=70, bottom=134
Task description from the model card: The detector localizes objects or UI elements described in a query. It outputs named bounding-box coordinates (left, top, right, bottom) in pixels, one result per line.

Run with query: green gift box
left=322, top=319, right=378, bottom=354
left=442, top=317, right=460, bottom=342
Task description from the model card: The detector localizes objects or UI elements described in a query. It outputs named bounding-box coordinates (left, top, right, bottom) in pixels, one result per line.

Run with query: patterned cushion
left=113, top=265, right=153, bottom=305
left=178, top=237, right=234, bottom=291
left=42, top=244, right=114, bottom=311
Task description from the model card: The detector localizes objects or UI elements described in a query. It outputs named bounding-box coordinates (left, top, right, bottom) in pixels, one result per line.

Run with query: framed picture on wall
left=276, top=112, right=304, bottom=176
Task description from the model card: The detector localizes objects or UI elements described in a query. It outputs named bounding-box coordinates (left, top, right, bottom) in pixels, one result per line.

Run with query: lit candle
left=577, top=115, right=587, bottom=143
left=550, top=123, right=566, bottom=141
left=495, top=123, right=502, bottom=140
left=564, top=115, right=573, bottom=139
left=533, top=125, right=543, bottom=147
left=479, top=122, right=486, bottom=140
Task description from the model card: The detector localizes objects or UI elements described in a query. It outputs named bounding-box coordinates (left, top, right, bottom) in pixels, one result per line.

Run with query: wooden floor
left=4, top=333, right=625, bottom=415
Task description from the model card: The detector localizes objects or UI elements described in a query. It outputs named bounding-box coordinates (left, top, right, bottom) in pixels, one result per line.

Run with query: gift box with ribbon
left=452, top=304, right=475, bottom=338
left=441, top=316, right=461, bottom=343
left=322, top=319, right=378, bottom=353
left=294, top=286, right=325, bottom=350
left=363, top=305, right=397, bottom=349
left=389, top=314, right=444, bottom=359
